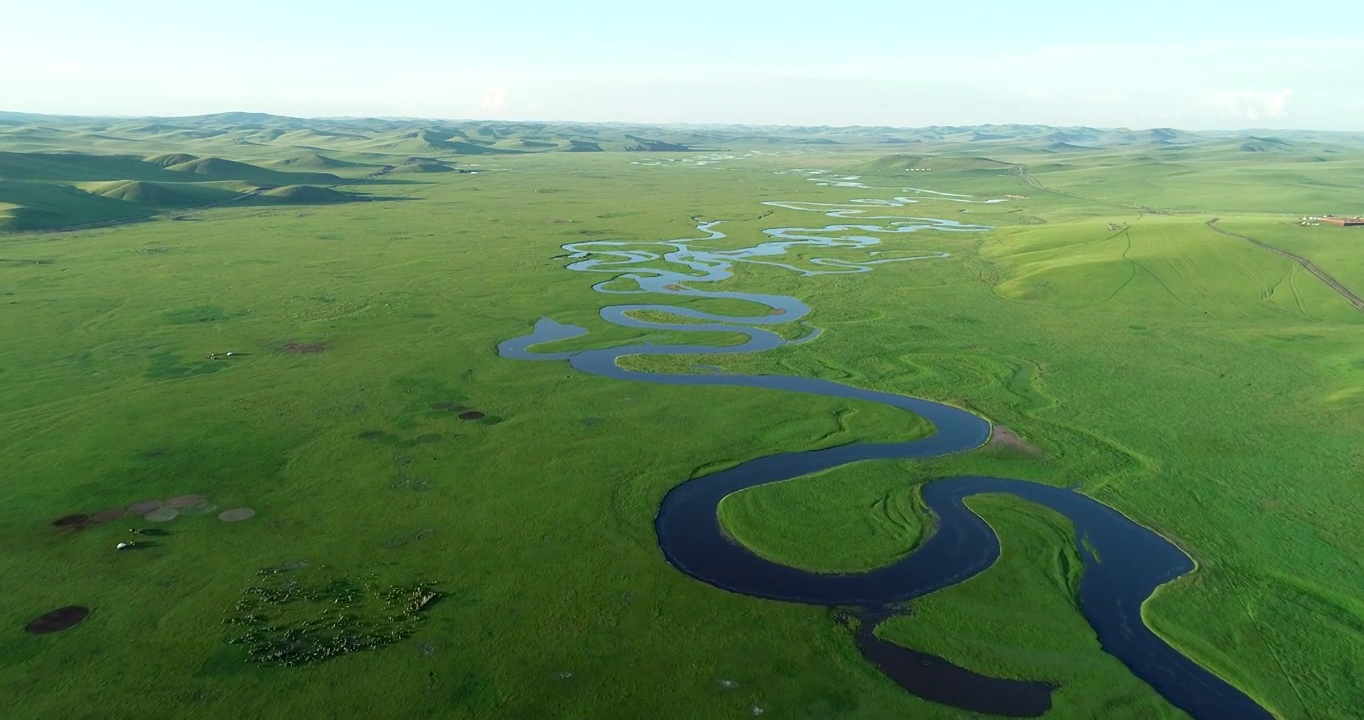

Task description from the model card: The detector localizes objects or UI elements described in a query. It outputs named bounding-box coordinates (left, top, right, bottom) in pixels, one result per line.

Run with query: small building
left=1320, top=216, right=1364, bottom=227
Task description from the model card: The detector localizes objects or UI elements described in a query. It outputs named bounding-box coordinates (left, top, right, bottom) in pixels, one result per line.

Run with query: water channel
left=497, top=192, right=1273, bottom=719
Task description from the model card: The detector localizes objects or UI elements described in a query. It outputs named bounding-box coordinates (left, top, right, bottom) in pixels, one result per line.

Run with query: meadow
left=1, top=115, right=1362, bottom=719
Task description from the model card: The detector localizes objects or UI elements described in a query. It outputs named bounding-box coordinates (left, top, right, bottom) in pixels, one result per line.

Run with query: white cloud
left=480, top=88, right=508, bottom=112
left=1208, top=88, right=1294, bottom=119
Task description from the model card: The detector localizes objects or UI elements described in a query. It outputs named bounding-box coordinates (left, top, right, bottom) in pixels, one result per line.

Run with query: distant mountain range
left=3, top=111, right=1361, bottom=233
left=3, top=111, right=1362, bottom=157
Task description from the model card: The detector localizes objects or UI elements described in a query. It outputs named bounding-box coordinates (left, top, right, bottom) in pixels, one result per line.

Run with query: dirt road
left=1208, top=218, right=1364, bottom=312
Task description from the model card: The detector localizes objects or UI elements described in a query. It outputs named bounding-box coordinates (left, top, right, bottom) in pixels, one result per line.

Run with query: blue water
left=498, top=199, right=1274, bottom=719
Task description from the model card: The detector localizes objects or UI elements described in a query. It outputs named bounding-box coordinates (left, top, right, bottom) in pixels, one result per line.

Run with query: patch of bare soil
left=990, top=426, right=1042, bottom=457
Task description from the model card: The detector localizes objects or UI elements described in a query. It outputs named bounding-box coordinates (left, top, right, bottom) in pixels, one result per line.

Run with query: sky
left=3, top=0, right=1362, bottom=130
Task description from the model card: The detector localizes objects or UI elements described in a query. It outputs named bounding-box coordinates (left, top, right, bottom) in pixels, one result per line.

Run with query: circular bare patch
left=127, top=500, right=163, bottom=514
left=458, top=411, right=485, bottom=421
left=178, top=502, right=218, bottom=516
left=145, top=507, right=179, bottom=522
left=90, top=508, right=126, bottom=523
left=167, top=494, right=206, bottom=508
left=167, top=490, right=205, bottom=510
left=430, top=401, right=465, bottom=412
left=26, top=606, right=90, bottom=634
left=52, top=514, right=91, bottom=528
left=219, top=508, right=255, bottom=522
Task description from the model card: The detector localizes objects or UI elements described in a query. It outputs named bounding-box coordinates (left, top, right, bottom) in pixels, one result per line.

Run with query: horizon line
left=1, top=109, right=1359, bottom=136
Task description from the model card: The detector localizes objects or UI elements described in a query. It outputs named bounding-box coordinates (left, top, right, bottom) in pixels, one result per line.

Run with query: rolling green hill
left=161, top=156, right=341, bottom=185
left=5, top=112, right=1363, bottom=162
left=265, top=151, right=369, bottom=170
left=145, top=152, right=200, bottom=167
left=389, top=158, right=458, bottom=173
left=0, top=151, right=175, bottom=182
left=1, top=115, right=1363, bottom=720
left=0, top=179, right=152, bottom=230
left=85, top=179, right=243, bottom=207
left=0, top=147, right=372, bottom=229
left=254, top=185, right=358, bottom=203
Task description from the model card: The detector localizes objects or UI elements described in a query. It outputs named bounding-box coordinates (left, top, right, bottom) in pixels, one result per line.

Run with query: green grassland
left=0, top=147, right=404, bottom=232
left=1, top=116, right=1363, bottom=719
left=876, top=495, right=1183, bottom=718
left=718, top=460, right=931, bottom=573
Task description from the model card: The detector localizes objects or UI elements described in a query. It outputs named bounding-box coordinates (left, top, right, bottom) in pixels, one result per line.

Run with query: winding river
left=497, top=192, right=1274, bottom=719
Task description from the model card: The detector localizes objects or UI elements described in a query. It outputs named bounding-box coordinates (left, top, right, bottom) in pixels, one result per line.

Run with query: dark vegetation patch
left=394, top=377, right=473, bottom=417
left=146, top=352, right=225, bottom=380
left=390, top=453, right=431, bottom=491
left=26, top=606, right=91, bottom=635
left=358, top=430, right=443, bottom=448
left=163, top=304, right=232, bottom=324
left=429, top=401, right=467, bottom=412
left=52, top=513, right=91, bottom=528
left=382, top=527, right=438, bottom=551
left=90, top=508, right=126, bottom=523
left=282, top=342, right=326, bottom=354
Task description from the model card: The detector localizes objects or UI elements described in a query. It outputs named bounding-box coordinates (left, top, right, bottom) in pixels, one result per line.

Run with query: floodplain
left=1, top=115, right=1362, bottom=719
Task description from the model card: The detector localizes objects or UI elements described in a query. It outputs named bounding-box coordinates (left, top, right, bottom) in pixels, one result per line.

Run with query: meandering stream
left=497, top=194, right=1273, bottom=719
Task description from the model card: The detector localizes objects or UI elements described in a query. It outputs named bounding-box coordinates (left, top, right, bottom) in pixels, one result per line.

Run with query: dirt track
left=1004, top=166, right=1363, bottom=314
left=1008, top=164, right=1171, bottom=215
left=1207, top=219, right=1364, bottom=313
